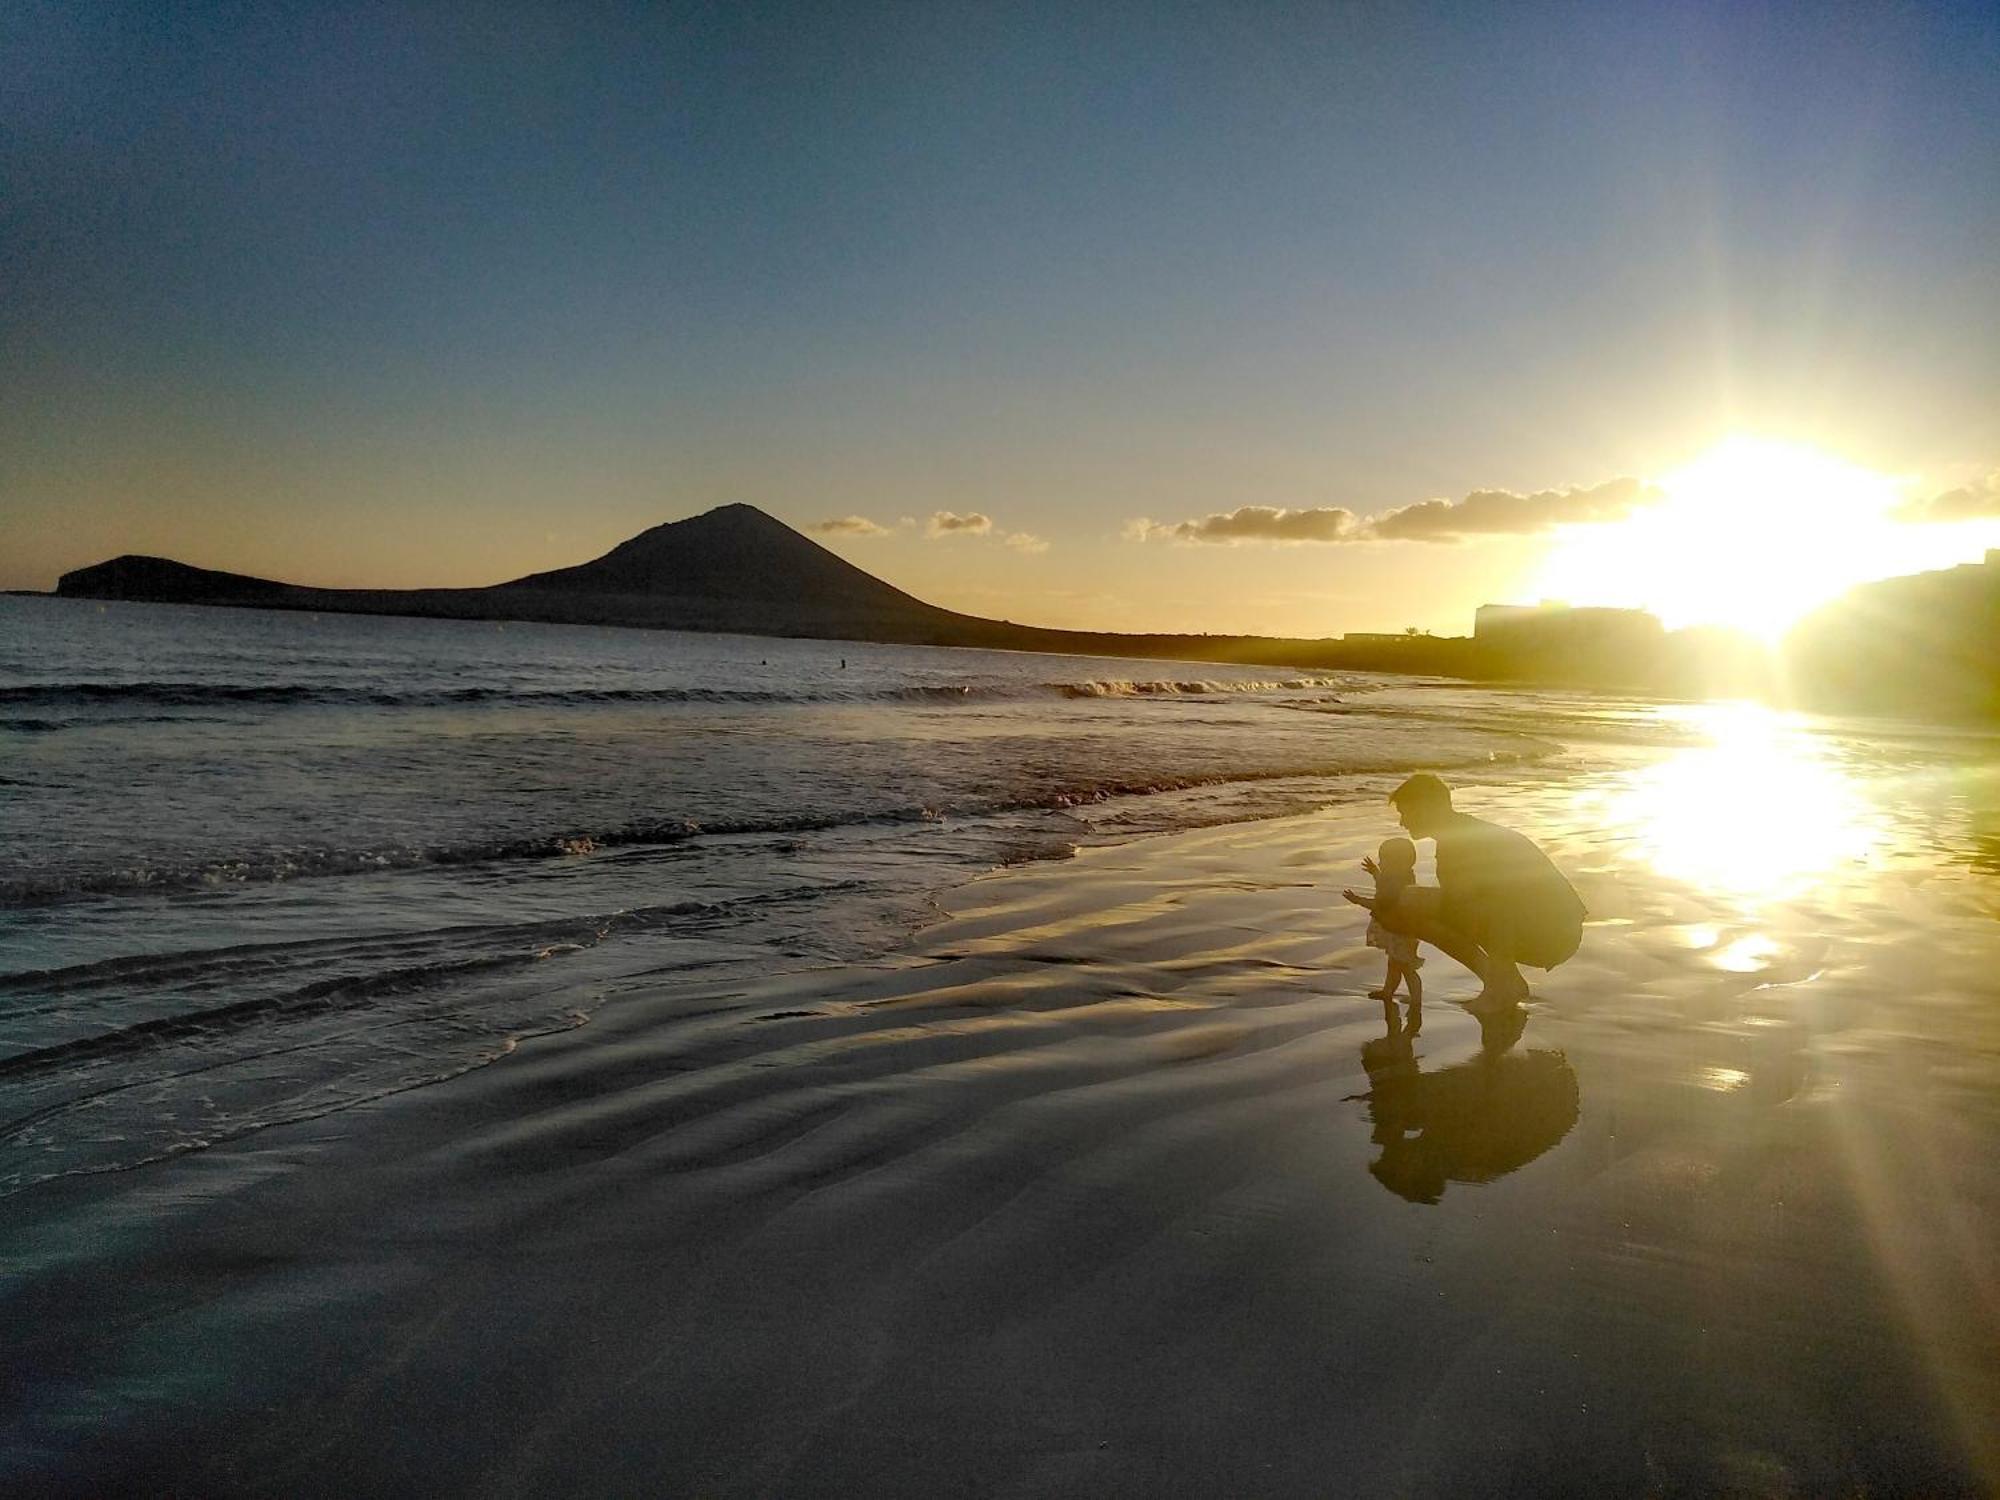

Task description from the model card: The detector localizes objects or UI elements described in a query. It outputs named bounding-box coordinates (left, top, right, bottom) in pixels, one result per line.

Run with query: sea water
left=0, top=595, right=1568, bottom=1192
left=16, top=594, right=1993, bottom=1197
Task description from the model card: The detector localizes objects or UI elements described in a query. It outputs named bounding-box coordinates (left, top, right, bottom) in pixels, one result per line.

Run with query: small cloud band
left=810, top=515, right=888, bottom=536
left=1130, top=476, right=1662, bottom=545
left=927, top=510, right=994, bottom=537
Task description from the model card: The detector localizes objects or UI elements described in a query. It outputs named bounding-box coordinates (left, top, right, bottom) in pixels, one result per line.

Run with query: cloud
left=1132, top=505, right=1360, bottom=544
left=1896, top=471, right=2000, bottom=523
left=927, top=509, right=994, bottom=537
left=1129, top=476, right=1661, bottom=546
left=1364, top=477, right=1661, bottom=541
left=810, top=515, right=888, bottom=537
left=1004, top=531, right=1049, bottom=554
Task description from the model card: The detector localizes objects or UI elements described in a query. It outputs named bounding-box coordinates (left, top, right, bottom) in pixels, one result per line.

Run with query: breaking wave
left=0, top=742, right=1551, bottom=910
left=0, top=675, right=1346, bottom=714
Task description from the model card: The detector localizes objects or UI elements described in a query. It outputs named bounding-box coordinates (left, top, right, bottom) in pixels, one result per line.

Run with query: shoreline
left=6, top=765, right=1998, bottom=1494
left=21, top=580, right=1463, bottom=680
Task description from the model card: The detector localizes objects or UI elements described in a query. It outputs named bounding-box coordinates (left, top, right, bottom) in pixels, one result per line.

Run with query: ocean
left=8, top=595, right=1996, bottom=1201
left=0, top=595, right=1566, bottom=1195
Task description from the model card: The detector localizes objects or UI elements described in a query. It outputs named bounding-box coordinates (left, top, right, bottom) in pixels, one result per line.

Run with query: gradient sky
left=5, top=1, right=1997, bottom=635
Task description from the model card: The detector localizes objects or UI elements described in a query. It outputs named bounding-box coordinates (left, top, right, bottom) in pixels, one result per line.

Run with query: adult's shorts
left=1443, top=889, right=1583, bottom=970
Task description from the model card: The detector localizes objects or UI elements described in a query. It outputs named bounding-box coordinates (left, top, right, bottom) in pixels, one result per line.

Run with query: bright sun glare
left=1531, top=436, right=1950, bottom=640
left=1585, top=701, right=1882, bottom=907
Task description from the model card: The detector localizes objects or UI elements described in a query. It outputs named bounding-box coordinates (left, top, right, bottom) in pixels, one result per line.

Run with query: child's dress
left=1365, top=874, right=1424, bottom=968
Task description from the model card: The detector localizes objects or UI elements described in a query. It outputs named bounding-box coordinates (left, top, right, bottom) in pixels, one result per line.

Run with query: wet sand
left=6, top=759, right=1999, bottom=1496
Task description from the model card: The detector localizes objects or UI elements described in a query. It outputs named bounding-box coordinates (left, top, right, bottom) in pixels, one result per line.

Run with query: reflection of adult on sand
left=1355, top=1005, right=1579, bottom=1204
left=1345, top=773, right=1585, bottom=1009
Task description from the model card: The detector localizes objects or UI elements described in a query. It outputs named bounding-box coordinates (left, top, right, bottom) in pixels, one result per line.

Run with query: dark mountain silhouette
left=1784, top=550, right=2000, bottom=719
left=499, top=503, right=929, bottom=611
left=482, top=503, right=970, bottom=640
left=56, top=504, right=1370, bottom=664
left=55, top=556, right=302, bottom=604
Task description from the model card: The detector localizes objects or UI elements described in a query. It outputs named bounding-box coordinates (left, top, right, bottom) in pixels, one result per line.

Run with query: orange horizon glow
left=6, top=435, right=1996, bottom=644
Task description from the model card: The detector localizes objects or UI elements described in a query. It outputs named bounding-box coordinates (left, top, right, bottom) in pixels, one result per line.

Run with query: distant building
left=1473, top=601, right=1566, bottom=637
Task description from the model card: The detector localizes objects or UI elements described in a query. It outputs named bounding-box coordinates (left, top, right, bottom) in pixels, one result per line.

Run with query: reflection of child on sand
left=1358, top=837, right=1423, bottom=1012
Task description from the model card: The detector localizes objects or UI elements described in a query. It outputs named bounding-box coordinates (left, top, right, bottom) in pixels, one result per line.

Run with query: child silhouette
left=1358, top=836, right=1423, bottom=1018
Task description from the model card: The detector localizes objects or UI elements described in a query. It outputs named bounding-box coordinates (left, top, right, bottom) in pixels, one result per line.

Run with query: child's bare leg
left=1403, top=968, right=1423, bottom=1034
left=1368, top=960, right=1399, bottom=1001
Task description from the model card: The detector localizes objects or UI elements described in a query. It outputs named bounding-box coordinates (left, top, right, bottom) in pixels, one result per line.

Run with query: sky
left=5, top=0, right=1998, bottom=636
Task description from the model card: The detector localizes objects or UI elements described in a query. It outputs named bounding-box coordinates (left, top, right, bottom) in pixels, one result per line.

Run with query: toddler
left=1357, top=837, right=1423, bottom=1009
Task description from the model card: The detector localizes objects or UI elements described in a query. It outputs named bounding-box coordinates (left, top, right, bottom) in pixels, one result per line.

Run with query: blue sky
left=5, top=1, right=1996, bottom=633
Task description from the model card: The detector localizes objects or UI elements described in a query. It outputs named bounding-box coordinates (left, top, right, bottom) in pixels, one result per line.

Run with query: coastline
left=20, top=581, right=1470, bottom=683
left=5, top=763, right=1998, bottom=1495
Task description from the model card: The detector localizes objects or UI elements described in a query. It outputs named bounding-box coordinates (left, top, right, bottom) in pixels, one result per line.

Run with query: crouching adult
left=1347, top=773, right=1584, bottom=1009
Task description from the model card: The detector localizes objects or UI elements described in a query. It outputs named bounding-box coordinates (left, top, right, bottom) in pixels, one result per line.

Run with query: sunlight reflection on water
left=1580, top=702, right=1882, bottom=908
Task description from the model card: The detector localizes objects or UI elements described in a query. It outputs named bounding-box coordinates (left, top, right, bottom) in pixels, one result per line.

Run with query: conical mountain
left=498, top=503, right=933, bottom=614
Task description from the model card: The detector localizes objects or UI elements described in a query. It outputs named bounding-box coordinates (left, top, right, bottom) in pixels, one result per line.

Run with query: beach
left=12, top=2, right=2000, bottom=1490
left=7, top=715, right=1998, bottom=1495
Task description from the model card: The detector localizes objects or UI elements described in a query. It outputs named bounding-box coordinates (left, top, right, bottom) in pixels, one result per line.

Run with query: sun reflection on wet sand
left=1711, top=933, right=1781, bottom=972
left=1576, top=702, right=1882, bottom=909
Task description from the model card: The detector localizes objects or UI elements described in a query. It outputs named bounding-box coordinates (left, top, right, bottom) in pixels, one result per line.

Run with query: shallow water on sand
left=4, top=596, right=1548, bottom=1190
left=5, top=749, right=1996, bottom=1496
left=3, top=594, right=1997, bottom=1209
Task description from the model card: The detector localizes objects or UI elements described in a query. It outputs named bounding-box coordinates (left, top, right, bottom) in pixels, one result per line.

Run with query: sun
left=1529, top=436, right=1932, bottom=641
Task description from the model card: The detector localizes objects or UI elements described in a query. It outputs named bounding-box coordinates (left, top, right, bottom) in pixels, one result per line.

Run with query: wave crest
left=1, top=740, right=1553, bottom=910
left=0, top=675, right=1346, bottom=714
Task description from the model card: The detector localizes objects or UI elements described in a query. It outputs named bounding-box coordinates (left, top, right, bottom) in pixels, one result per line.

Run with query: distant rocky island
left=52, top=505, right=2000, bottom=718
